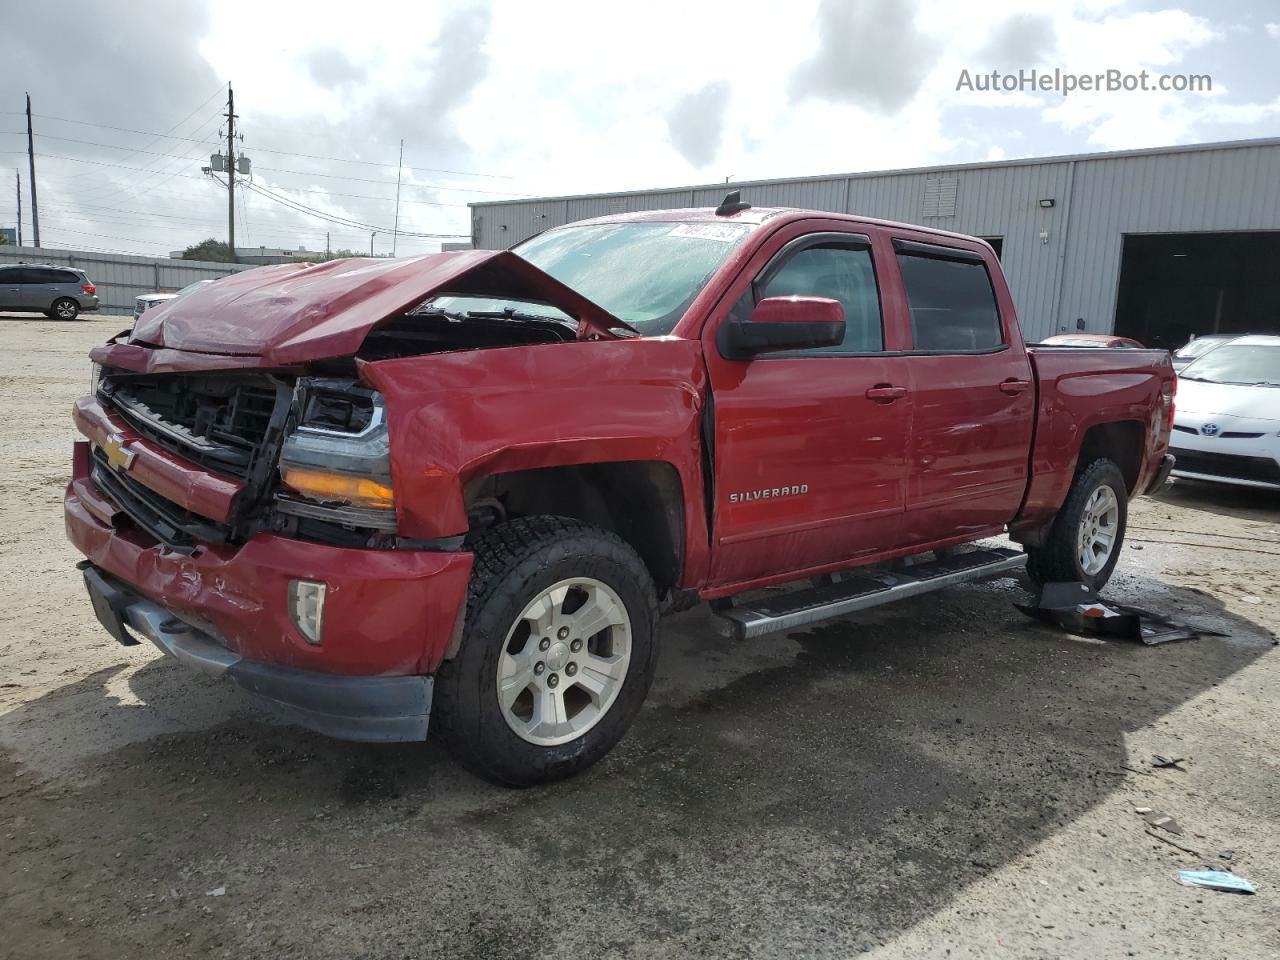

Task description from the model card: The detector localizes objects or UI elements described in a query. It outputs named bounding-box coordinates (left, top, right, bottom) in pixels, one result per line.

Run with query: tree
left=181, top=238, right=234, bottom=262
left=309, top=248, right=362, bottom=263
left=0, top=233, right=8, bottom=245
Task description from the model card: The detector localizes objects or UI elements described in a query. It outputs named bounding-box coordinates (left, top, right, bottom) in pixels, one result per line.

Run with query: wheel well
left=1077, top=420, right=1144, bottom=493
left=464, top=461, right=685, bottom=595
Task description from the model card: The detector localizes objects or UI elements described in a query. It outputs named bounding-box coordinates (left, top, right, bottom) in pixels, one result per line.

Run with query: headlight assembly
left=275, top=379, right=397, bottom=532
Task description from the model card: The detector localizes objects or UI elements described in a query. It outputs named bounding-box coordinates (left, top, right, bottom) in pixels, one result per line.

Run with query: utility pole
left=25, top=93, right=40, bottom=247
left=225, top=84, right=237, bottom=262
left=15, top=170, right=21, bottom=247
left=392, top=138, right=404, bottom=257
left=369, top=231, right=376, bottom=256
left=325, top=231, right=330, bottom=257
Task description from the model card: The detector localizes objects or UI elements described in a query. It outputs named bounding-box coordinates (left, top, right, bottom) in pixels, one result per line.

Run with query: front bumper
left=65, top=443, right=474, bottom=740
left=81, top=563, right=434, bottom=741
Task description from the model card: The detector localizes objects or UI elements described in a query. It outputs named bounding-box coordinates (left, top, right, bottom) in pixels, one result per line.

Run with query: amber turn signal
left=280, top=468, right=395, bottom=509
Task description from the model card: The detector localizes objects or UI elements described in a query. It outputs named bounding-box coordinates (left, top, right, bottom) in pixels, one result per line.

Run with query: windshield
left=429, top=221, right=751, bottom=336
left=176, top=280, right=210, bottom=296
left=1180, top=344, right=1280, bottom=385
left=1174, top=336, right=1232, bottom=361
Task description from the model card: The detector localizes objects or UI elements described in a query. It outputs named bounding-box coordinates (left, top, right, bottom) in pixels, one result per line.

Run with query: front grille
left=1173, top=424, right=1264, bottom=439
left=91, top=449, right=230, bottom=551
left=100, top=371, right=286, bottom=478
left=1170, top=447, right=1280, bottom=484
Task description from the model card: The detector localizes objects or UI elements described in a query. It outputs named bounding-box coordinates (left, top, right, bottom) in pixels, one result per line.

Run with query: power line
left=27, top=110, right=517, bottom=180
left=252, top=162, right=525, bottom=195
left=239, top=178, right=467, bottom=238
left=13, top=131, right=221, bottom=157
left=45, top=85, right=225, bottom=194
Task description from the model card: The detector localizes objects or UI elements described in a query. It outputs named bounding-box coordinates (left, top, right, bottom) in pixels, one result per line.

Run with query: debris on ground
left=1142, top=810, right=1184, bottom=835
left=205, top=886, right=226, bottom=897
left=1177, top=870, right=1257, bottom=894
left=1152, top=755, right=1188, bottom=770
left=1014, top=582, right=1225, bottom=644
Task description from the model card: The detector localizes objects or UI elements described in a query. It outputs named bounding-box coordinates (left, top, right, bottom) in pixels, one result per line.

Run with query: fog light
left=288, top=579, right=327, bottom=645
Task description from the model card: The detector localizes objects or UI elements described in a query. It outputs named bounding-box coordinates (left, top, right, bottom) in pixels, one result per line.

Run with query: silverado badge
left=102, top=433, right=137, bottom=471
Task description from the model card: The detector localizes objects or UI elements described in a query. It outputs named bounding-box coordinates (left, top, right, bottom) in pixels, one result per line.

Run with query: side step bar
left=714, top=547, right=1026, bottom=641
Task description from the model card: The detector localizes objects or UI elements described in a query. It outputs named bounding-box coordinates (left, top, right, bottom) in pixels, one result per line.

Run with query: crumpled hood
left=1176, top=377, right=1280, bottom=422
left=130, top=250, right=633, bottom=364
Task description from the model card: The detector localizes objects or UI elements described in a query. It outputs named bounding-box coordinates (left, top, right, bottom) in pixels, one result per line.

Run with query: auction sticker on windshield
left=668, top=223, right=747, bottom=242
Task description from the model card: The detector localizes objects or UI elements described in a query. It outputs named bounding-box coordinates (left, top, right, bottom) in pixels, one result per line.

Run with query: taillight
left=81, top=283, right=96, bottom=295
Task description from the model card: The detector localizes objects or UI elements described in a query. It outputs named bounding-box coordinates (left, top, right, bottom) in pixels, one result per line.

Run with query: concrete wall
left=0, top=245, right=254, bottom=314
left=470, top=138, right=1280, bottom=343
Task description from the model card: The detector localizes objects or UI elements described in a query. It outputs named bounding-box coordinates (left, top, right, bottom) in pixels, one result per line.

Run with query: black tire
left=433, top=516, right=660, bottom=787
left=51, top=298, right=80, bottom=321
left=1025, top=458, right=1128, bottom=591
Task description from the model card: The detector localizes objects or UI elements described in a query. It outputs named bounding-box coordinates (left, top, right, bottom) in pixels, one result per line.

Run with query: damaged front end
left=84, top=250, right=634, bottom=554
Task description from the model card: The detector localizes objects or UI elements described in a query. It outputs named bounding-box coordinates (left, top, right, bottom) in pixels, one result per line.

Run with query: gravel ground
left=2, top=313, right=1278, bottom=960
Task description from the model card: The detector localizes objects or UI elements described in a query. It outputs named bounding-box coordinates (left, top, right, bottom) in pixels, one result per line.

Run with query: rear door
left=889, top=236, right=1034, bottom=545
left=702, top=221, right=913, bottom=587
left=37, top=267, right=80, bottom=309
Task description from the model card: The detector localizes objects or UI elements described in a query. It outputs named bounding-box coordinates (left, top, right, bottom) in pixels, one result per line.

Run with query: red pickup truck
left=66, top=198, right=1175, bottom=785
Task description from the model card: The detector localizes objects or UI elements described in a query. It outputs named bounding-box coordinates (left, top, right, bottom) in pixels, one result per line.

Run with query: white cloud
left=1266, top=23, right=1280, bottom=39
left=6, top=0, right=1279, bottom=257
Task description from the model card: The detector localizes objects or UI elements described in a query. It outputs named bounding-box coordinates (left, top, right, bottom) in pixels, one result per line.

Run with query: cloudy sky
left=3, top=0, right=1279, bottom=258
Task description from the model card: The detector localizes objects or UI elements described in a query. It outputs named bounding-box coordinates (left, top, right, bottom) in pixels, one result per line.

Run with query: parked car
left=133, top=279, right=214, bottom=320
left=1168, top=334, right=1280, bottom=490
left=1171, top=333, right=1245, bottom=370
left=1041, top=333, right=1144, bottom=348
left=66, top=200, right=1175, bottom=786
left=0, top=262, right=99, bottom=319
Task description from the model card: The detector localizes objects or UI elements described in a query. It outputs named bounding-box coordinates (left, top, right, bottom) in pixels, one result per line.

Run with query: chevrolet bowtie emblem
left=101, top=433, right=137, bottom=471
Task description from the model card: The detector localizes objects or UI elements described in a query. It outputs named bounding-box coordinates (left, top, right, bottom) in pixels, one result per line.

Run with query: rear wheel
left=52, top=298, right=80, bottom=321
left=433, top=516, right=659, bottom=787
left=1025, top=458, right=1128, bottom=591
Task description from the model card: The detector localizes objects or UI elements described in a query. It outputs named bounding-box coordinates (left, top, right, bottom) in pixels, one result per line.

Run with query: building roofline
left=469, top=136, right=1280, bottom=209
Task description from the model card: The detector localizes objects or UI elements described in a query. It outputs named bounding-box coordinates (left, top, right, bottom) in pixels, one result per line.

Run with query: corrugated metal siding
left=472, top=141, right=1280, bottom=340
left=1058, top=143, right=1280, bottom=336
left=0, top=245, right=253, bottom=313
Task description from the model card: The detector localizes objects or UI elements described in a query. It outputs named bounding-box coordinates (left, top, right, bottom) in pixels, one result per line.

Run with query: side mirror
left=719, top=296, right=846, bottom=359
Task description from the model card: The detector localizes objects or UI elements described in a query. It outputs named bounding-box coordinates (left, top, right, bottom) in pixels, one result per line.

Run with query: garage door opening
left=1114, top=232, right=1280, bottom=350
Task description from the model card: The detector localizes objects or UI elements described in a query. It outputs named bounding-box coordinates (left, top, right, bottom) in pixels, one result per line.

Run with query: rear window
left=896, top=252, right=1003, bottom=352
left=22, top=267, right=79, bottom=284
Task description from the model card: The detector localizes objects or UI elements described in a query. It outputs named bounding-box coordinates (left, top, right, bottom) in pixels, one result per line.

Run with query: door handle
left=999, top=379, right=1030, bottom=395
left=865, top=385, right=908, bottom=402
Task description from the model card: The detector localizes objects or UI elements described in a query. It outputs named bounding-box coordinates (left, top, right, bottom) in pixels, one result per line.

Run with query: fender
left=361, top=337, right=712, bottom=586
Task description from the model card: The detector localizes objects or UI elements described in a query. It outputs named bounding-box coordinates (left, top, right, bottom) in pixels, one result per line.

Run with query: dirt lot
left=2, top=313, right=1278, bottom=959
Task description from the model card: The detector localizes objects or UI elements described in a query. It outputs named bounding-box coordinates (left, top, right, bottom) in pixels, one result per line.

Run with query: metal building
left=469, top=137, right=1280, bottom=347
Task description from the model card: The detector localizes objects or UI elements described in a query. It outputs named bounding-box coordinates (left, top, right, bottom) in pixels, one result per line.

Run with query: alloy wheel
left=1077, top=484, right=1119, bottom=576
left=496, top=577, right=632, bottom=746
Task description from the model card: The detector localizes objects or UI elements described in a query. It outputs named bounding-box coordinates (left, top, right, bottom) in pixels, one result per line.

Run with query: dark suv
left=0, top=263, right=100, bottom=319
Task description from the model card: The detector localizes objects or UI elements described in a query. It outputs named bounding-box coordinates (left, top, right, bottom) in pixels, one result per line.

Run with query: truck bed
left=1015, top=346, right=1175, bottom=537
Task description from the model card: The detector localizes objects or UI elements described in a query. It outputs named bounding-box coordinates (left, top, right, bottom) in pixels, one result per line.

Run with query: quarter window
left=759, top=244, right=883, bottom=353
left=896, top=252, right=1003, bottom=352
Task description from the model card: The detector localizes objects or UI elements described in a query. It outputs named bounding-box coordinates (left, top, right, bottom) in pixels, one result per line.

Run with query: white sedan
left=1169, top=335, right=1280, bottom=491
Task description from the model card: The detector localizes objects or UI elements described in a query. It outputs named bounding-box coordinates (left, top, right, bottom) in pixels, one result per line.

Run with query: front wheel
left=433, top=516, right=659, bottom=787
left=1025, top=458, right=1128, bottom=591
left=52, top=298, right=80, bottom=321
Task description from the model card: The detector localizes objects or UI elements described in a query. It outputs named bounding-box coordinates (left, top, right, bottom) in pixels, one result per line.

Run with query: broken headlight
left=275, top=379, right=397, bottom=532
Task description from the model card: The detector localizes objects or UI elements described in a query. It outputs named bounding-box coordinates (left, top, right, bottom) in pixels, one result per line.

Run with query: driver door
left=702, top=222, right=912, bottom=588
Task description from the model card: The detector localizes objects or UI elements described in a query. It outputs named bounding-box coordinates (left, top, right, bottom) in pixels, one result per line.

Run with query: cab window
left=758, top=244, right=884, bottom=354
left=896, top=251, right=1003, bottom=352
